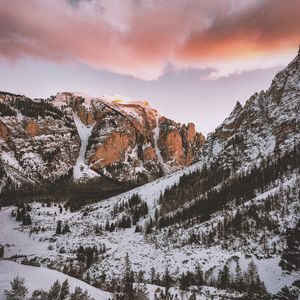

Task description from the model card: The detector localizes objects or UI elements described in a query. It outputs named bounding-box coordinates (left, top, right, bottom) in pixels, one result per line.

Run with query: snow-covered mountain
left=0, top=91, right=205, bottom=199
left=0, top=47, right=300, bottom=299
left=203, top=47, right=300, bottom=172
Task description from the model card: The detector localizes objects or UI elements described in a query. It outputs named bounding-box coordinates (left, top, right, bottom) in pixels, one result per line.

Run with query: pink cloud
left=0, top=0, right=299, bottom=79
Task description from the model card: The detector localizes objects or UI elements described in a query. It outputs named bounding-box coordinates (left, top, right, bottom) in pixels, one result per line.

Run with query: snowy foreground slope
left=0, top=169, right=299, bottom=297
left=0, top=260, right=111, bottom=300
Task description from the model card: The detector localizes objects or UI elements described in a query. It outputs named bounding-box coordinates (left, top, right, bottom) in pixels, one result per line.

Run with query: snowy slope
left=72, top=112, right=99, bottom=180
left=91, top=160, right=203, bottom=217
left=0, top=206, right=52, bottom=259
left=1, top=170, right=298, bottom=295
left=0, top=260, right=111, bottom=300
left=153, top=115, right=164, bottom=164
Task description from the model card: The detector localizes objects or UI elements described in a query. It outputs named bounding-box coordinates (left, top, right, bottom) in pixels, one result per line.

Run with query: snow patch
left=153, top=115, right=164, bottom=163
left=73, top=112, right=99, bottom=180
left=1, top=152, right=21, bottom=171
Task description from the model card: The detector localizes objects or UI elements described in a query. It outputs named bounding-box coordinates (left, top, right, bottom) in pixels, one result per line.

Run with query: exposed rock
left=143, top=146, right=157, bottom=161
left=90, top=132, right=134, bottom=168
left=25, top=120, right=40, bottom=136
left=0, top=121, right=10, bottom=140
left=202, top=48, right=300, bottom=172
left=161, top=128, right=184, bottom=165
left=0, top=91, right=205, bottom=191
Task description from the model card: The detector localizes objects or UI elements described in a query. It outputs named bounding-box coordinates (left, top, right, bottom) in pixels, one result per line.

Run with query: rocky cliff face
left=0, top=91, right=205, bottom=193
left=202, top=48, right=300, bottom=172
left=53, top=92, right=205, bottom=184
left=0, top=93, right=80, bottom=194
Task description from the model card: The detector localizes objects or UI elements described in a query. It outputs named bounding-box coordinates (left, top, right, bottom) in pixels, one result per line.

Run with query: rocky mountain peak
left=0, top=91, right=205, bottom=194
left=203, top=48, right=300, bottom=172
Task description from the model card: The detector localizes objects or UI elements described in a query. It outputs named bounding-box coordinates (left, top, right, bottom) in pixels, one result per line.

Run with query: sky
left=0, top=0, right=299, bottom=135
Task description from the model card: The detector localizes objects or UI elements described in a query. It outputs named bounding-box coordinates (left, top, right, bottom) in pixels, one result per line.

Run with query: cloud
left=0, top=0, right=299, bottom=80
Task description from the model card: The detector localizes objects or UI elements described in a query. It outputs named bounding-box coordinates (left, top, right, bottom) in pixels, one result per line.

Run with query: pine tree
left=280, top=220, right=300, bottom=271
left=100, top=270, right=106, bottom=284
left=0, top=245, right=4, bottom=258
left=105, top=219, right=110, bottom=231
left=194, top=263, right=204, bottom=287
left=134, top=283, right=149, bottom=300
left=59, top=279, right=70, bottom=300
left=162, top=266, right=172, bottom=294
left=234, top=261, right=244, bottom=291
left=179, top=272, right=188, bottom=291
left=5, top=276, right=28, bottom=300
left=30, top=289, right=48, bottom=300
left=56, top=220, right=62, bottom=234
left=122, top=253, right=134, bottom=300
left=22, top=213, right=32, bottom=226
left=62, top=223, right=70, bottom=234
left=245, top=260, right=258, bottom=288
left=137, top=270, right=145, bottom=283
left=47, top=280, right=61, bottom=300
left=218, top=264, right=230, bottom=289
left=16, top=209, right=22, bottom=222
left=150, top=267, right=156, bottom=284
left=70, top=287, right=94, bottom=300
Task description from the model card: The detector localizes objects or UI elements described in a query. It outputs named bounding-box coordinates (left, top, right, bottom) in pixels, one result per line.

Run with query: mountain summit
left=0, top=91, right=205, bottom=196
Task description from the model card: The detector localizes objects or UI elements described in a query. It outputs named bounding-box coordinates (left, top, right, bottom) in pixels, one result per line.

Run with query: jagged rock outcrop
left=202, top=48, right=300, bottom=172
left=0, top=92, right=80, bottom=194
left=55, top=92, right=205, bottom=184
left=0, top=91, right=205, bottom=192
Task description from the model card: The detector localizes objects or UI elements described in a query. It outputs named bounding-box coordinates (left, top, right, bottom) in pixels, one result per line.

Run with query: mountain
left=0, top=48, right=299, bottom=299
left=203, top=47, right=300, bottom=171
left=0, top=91, right=205, bottom=199
left=154, top=46, right=300, bottom=226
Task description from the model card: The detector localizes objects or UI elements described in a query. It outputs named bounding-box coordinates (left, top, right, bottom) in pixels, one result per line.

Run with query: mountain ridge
left=0, top=90, right=205, bottom=198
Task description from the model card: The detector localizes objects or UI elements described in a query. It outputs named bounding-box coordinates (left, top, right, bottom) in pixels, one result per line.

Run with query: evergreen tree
left=179, top=272, right=189, bottom=291
left=275, top=280, right=300, bottom=300
left=280, top=220, right=300, bottom=271
left=22, top=213, right=32, bottom=226
left=162, top=267, right=172, bottom=294
left=70, top=287, right=94, bottom=300
left=30, top=289, right=48, bottom=300
left=56, top=220, right=62, bottom=234
left=62, top=223, right=70, bottom=234
left=0, top=245, right=4, bottom=258
left=105, top=220, right=110, bottom=231
left=245, top=260, right=258, bottom=288
left=47, top=280, right=61, bottom=300
left=234, top=261, right=244, bottom=291
left=150, top=267, right=156, bottom=284
left=59, top=279, right=70, bottom=300
left=137, top=270, right=145, bottom=283
left=194, top=263, right=204, bottom=287
left=134, top=283, right=149, bottom=300
left=122, top=253, right=134, bottom=300
left=218, top=264, right=230, bottom=289
left=4, top=277, right=28, bottom=300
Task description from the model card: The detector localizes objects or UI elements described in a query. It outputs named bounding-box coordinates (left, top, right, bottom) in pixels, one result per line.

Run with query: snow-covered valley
left=0, top=163, right=299, bottom=299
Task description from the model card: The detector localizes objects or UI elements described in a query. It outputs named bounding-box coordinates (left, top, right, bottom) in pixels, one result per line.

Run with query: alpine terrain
left=0, top=92, right=204, bottom=206
left=0, top=47, right=300, bottom=299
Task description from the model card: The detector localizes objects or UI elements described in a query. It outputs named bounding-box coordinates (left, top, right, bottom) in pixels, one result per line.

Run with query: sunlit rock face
left=0, top=91, right=205, bottom=192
